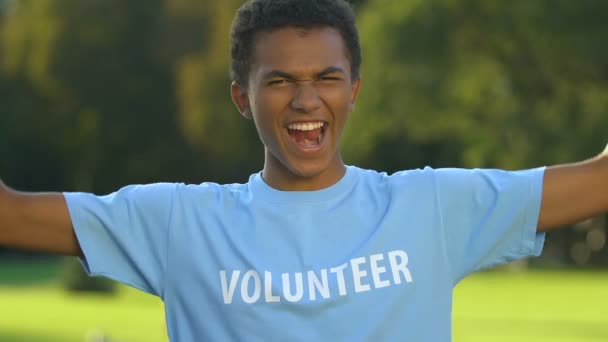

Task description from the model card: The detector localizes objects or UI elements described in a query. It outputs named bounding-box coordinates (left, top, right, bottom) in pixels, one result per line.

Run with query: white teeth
left=287, top=122, right=324, bottom=131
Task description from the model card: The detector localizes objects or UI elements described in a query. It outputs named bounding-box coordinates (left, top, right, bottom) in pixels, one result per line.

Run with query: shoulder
left=348, top=166, right=438, bottom=200
left=352, top=165, right=517, bottom=189
left=173, top=180, right=251, bottom=205
left=66, top=182, right=179, bottom=207
left=353, top=166, right=436, bottom=187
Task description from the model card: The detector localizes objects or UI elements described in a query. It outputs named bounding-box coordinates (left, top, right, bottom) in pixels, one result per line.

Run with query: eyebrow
left=262, top=66, right=346, bottom=81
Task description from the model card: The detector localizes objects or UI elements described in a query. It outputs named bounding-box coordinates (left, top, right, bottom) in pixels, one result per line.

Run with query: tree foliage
left=1, top=0, right=262, bottom=194
left=345, top=0, right=608, bottom=171
left=168, top=0, right=263, bottom=181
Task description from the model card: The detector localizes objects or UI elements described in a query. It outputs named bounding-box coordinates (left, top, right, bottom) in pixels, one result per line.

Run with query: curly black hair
left=230, top=0, right=361, bottom=87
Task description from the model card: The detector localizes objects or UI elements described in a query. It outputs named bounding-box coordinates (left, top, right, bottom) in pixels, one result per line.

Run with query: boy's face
left=231, top=26, right=361, bottom=190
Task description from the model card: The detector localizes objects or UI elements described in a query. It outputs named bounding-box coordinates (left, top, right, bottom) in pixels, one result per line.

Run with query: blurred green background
left=1, top=0, right=607, bottom=341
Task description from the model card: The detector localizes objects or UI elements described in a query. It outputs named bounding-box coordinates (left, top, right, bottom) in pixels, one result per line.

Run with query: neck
left=262, top=152, right=346, bottom=191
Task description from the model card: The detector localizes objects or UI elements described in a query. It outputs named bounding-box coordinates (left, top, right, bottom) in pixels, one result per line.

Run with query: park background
left=0, top=0, right=607, bottom=341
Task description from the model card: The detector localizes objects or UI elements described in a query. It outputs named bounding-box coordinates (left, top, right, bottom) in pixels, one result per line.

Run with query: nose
left=290, top=83, right=322, bottom=113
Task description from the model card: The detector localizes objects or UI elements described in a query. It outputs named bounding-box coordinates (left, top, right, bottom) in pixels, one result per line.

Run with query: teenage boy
left=1, top=0, right=607, bottom=341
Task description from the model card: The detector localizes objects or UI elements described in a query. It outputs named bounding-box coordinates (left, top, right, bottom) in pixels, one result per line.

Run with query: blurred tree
left=165, top=0, right=263, bottom=182
left=1, top=0, right=209, bottom=192
left=347, top=0, right=368, bottom=9
left=346, top=0, right=608, bottom=172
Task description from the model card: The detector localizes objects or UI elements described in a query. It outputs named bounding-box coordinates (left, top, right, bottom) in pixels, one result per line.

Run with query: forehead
left=250, top=26, right=351, bottom=79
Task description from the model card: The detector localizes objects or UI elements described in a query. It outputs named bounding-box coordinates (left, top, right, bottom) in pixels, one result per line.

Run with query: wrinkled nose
left=290, top=84, right=322, bottom=113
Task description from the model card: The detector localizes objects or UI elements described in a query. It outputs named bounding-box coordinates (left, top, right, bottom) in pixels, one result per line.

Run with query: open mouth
left=286, top=121, right=327, bottom=149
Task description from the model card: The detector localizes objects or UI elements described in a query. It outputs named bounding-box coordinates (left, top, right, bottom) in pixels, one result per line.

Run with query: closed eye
left=319, top=76, right=342, bottom=82
left=268, top=79, right=290, bottom=86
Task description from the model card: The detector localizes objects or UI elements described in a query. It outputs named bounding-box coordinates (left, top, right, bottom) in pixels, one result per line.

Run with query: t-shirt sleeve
left=63, top=183, right=177, bottom=297
left=433, top=167, right=546, bottom=284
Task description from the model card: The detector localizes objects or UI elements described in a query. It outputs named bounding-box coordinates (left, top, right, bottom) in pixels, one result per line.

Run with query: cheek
left=320, top=87, right=354, bottom=117
left=254, top=89, right=293, bottom=118
left=251, top=91, right=292, bottom=140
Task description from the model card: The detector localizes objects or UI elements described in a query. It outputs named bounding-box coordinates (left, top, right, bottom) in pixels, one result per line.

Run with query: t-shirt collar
left=249, top=165, right=357, bottom=204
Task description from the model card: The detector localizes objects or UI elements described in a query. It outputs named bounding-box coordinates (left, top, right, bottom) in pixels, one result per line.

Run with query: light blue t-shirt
left=64, top=165, right=545, bottom=341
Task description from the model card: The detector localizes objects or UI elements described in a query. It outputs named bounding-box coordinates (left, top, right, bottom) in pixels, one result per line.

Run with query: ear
left=231, top=81, right=253, bottom=119
left=349, top=78, right=362, bottom=112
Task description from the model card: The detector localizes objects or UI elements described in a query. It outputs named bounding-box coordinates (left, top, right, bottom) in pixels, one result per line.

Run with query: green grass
left=0, top=260, right=166, bottom=342
left=0, top=285, right=166, bottom=342
left=454, top=270, right=608, bottom=341
left=1, top=260, right=608, bottom=341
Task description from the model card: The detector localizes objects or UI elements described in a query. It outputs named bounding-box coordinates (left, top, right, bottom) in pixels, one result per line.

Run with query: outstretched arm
left=0, top=180, right=81, bottom=256
left=538, top=144, right=608, bottom=231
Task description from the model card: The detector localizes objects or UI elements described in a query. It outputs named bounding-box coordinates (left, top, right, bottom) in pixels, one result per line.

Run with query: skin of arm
left=538, top=144, right=608, bottom=231
left=0, top=180, right=81, bottom=256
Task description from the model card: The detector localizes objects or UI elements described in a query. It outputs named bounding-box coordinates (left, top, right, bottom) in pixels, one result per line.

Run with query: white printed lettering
left=240, top=270, right=261, bottom=304
left=220, top=270, right=240, bottom=304
left=388, top=250, right=413, bottom=284
left=264, top=271, right=280, bottom=303
left=220, top=250, right=414, bottom=305
left=369, top=253, right=390, bottom=289
left=282, top=272, right=304, bottom=302
left=329, top=263, right=348, bottom=296
left=307, top=269, right=330, bottom=301
left=351, top=257, right=371, bottom=293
